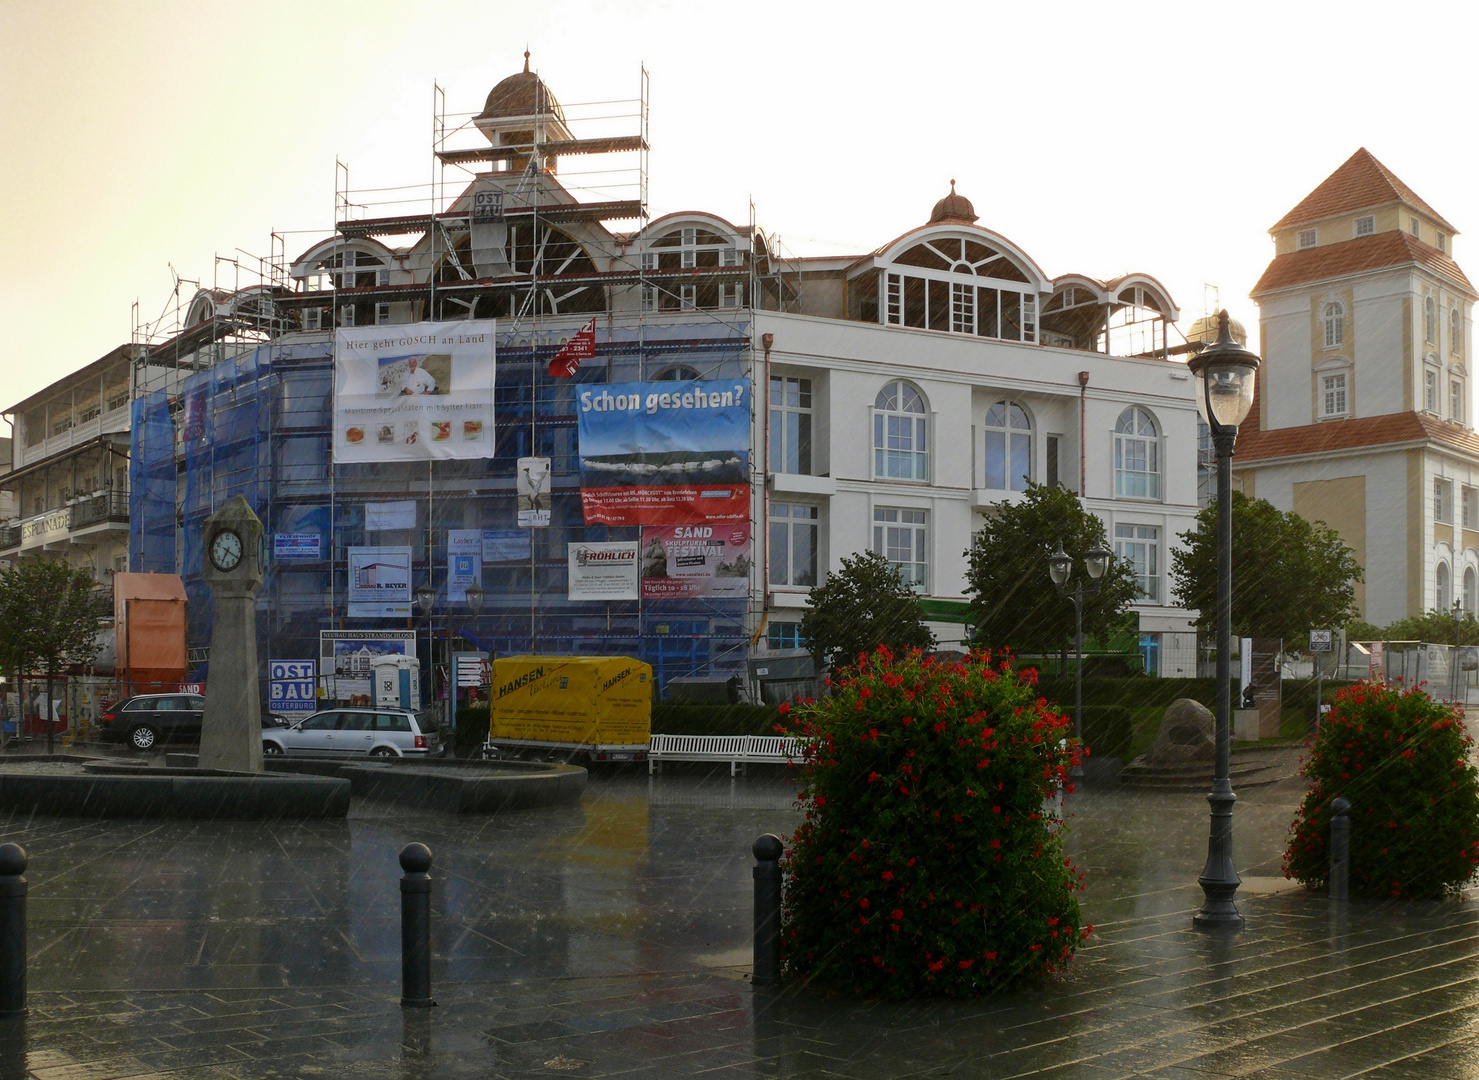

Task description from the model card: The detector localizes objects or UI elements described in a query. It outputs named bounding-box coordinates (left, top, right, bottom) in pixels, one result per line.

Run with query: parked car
left=98, top=694, right=206, bottom=749
left=99, top=695, right=292, bottom=750
left=261, top=707, right=440, bottom=759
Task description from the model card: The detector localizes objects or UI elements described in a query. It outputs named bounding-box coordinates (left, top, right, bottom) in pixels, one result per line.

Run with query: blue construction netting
left=132, top=319, right=753, bottom=697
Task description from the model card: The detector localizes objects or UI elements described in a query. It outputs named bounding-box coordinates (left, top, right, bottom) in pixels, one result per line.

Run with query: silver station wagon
left=262, top=707, right=441, bottom=759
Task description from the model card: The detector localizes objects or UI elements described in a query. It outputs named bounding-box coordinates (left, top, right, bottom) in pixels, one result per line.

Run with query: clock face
left=210, top=530, right=244, bottom=572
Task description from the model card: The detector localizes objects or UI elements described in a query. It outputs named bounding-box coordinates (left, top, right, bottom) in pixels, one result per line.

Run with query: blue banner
left=576, top=379, right=751, bottom=525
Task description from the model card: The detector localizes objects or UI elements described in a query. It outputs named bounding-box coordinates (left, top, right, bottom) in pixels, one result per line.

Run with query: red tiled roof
left=1251, top=231, right=1473, bottom=296
left=1272, top=148, right=1456, bottom=233
left=1233, top=411, right=1479, bottom=464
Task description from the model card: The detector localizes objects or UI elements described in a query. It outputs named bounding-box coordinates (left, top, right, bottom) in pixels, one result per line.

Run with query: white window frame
left=1426, top=364, right=1442, bottom=413
left=769, top=502, right=819, bottom=588
left=1114, top=406, right=1162, bottom=501
left=1435, top=477, right=1455, bottom=524
left=1320, top=370, right=1349, bottom=418
left=769, top=375, right=813, bottom=476
left=1462, top=486, right=1478, bottom=529
left=982, top=399, right=1032, bottom=492
left=1465, top=566, right=1477, bottom=615
left=1354, top=216, right=1376, bottom=238
left=718, top=283, right=742, bottom=309
left=1452, top=307, right=1463, bottom=357
left=1298, top=229, right=1317, bottom=250
left=1439, top=233, right=1449, bottom=254
left=1114, top=523, right=1160, bottom=604
left=1453, top=378, right=1465, bottom=424
left=1426, top=297, right=1438, bottom=344
left=1438, top=560, right=1453, bottom=610
left=1410, top=217, right=1421, bottom=238
left=375, top=302, right=391, bottom=326
left=304, top=308, right=322, bottom=331
left=873, top=380, right=930, bottom=482
left=1323, top=302, right=1344, bottom=349
left=679, top=284, right=696, bottom=309
left=873, top=506, right=928, bottom=591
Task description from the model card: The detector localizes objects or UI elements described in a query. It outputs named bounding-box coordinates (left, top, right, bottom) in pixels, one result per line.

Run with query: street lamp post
left=1187, top=310, right=1261, bottom=930
left=1048, top=538, right=1112, bottom=756
left=414, top=583, right=436, bottom=712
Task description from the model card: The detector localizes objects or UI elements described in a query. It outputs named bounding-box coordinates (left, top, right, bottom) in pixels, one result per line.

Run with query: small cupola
left=930, top=180, right=978, bottom=225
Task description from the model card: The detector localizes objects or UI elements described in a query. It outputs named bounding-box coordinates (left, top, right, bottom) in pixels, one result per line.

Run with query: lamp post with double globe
left=1048, top=539, right=1113, bottom=757
left=1187, top=310, right=1261, bottom=929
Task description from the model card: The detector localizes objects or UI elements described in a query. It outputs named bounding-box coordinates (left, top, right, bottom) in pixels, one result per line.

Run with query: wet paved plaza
left=3, top=763, right=1479, bottom=1078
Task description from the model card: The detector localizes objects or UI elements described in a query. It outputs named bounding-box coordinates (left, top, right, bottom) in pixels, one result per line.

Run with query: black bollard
left=398, top=843, right=436, bottom=1008
left=0, top=845, right=25, bottom=1018
left=752, top=834, right=783, bottom=987
left=1329, top=797, right=1351, bottom=903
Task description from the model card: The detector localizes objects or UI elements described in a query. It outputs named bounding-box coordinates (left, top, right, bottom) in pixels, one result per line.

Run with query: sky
left=3, top=0, right=1478, bottom=412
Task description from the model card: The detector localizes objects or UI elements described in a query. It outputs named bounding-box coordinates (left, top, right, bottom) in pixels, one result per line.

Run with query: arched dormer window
left=874, top=380, right=929, bottom=481
left=1452, top=307, right=1463, bottom=357
left=1324, top=302, right=1345, bottom=349
left=1114, top=406, right=1161, bottom=500
left=983, top=400, right=1031, bottom=491
left=855, top=231, right=1044, bottom=344
left=638, top=217, right=746, bottom=312
left=653, top=365, right=701, bottom=381
left=1426, top=296, right=1438, bottom=345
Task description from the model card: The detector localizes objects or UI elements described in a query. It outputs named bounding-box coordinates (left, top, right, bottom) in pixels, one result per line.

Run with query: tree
left=1171, top=491, right=1362, bottom=644
left=0, top=560, right=103, bottom=753
left=800, top=551, right=934, bottom=671
left=964, top=483, right=1139, bottom=655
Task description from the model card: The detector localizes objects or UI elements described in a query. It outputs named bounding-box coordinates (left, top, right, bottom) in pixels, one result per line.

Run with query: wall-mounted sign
left=640, top=523, right=751, bottom=600
left=448, top=529, right=482, bottom=602
left=364, top=500, right=416, bottom=531
left=273, top=533, right=322, bottom=561
left=517, top=456, right=552, bottom=527
left=319, top=630, right=416, bottom=703
left=347, top=546, right=412, bottom=617
left=567, top=541, right=639, bottom=601
left=267, top=659, right=316, bottom=713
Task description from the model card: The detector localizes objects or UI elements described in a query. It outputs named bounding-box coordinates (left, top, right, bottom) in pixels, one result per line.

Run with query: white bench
left=648, top=733, right=801, bottom=776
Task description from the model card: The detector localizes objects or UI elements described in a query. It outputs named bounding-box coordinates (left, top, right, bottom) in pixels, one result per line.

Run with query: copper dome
left=930, top=180, right=978, bottom=224
left=476, top=52, right=565, bottom=123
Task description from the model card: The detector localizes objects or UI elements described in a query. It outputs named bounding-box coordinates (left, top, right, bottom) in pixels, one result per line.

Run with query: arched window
left=1452, top=307, right=1463, bottom=357
left=653, top=366, right=701, bottom=381
left=1437, top=561, right=1452, bottom=611
left=874, top=381, right=929, bottom=480
left=1114, top=407, right=1161, bottom=500
left=1323, top=302, right=1344, bottom=349
left=1426, top=296, right=1438, bottom=344
left=983, top=400, right=1031, bottom=491
left=1464, top=566, right=1476, bottom=615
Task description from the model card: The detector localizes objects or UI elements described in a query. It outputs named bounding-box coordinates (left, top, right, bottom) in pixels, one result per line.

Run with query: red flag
left=549, top=318, right=596, bottom=377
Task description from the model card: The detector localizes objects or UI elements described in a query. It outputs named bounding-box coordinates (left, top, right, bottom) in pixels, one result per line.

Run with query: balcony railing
left=0, top=491, right=129, bottom=552
left=70, top=491, right=129, bottom=529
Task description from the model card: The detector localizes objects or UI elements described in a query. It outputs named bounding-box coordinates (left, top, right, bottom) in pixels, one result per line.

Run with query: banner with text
left=447, top=529, right=482, bottom=603
left=319, top=630, right=416, bottom=703
left=268, top=660, right=317, bottom=713
left=640, top=523, right=751, bottom=600
left=576, top=379, right=750, bottom=525
left=334, top=320, right=495, bottom=462
left=567, top=541, right=640, bottom=601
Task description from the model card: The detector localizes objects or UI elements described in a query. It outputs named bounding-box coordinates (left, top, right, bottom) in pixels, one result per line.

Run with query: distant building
left=1234, top=149, right=1476, bottom=624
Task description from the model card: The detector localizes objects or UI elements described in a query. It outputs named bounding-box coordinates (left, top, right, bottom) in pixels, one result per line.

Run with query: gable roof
left=1272, top=148, right=1456, bottom=234
left=1233, top=411, right=1479, bottom=465
left=1251, top=230, right=1474, bottom=296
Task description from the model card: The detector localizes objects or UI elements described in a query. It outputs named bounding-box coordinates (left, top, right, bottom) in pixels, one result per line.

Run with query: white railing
left=647, top=733, right=801, bottom=776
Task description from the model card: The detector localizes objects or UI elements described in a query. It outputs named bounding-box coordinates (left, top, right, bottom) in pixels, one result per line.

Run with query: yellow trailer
left=486, top=655, right=652, bottom=762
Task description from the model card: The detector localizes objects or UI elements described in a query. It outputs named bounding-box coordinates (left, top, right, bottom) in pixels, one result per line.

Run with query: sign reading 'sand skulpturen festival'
left=576, top=379, right=750, bottom=525
left=333, top=320, right=495, bottom=462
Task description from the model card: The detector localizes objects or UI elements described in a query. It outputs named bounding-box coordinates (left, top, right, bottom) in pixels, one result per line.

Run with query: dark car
left=99, top=695, right=288, bottom=750
left=98, top=694, right=205, bottom=749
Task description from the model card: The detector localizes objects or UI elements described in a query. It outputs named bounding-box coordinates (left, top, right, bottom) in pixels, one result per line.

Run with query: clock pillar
left=199, top=496, right=266, bottom=772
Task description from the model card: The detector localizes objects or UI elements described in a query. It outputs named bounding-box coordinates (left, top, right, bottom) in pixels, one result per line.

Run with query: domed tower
left=472, top=52, right=573, bottom=174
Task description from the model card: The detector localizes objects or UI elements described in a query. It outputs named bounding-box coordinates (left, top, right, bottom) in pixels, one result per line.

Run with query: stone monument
left=198, top=496, right=264, bottom=772
left=1146, top=698, right=1216, bottom=765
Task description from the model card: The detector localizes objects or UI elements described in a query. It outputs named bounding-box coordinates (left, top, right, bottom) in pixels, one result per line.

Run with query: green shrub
left=1281, top=678, right=1357, bottom=715
left=1077, top=705, right=1133, bottom=760
left=1034, top=677, right=1216, bottom=713
left=780, top=647, right=1086, bottom=998
left=651, top=702, right=780, bottom=736
left=1283, top=682, right=1479, bottom=899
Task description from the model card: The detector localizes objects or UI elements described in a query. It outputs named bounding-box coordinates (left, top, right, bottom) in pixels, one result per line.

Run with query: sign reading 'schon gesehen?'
left=640, top=523, right=751, bottom=600
left=333, top=320, right=495, bottom=462
left=347, top=546, right=412, bottom=617
left=567, top=541, right=639, bottom=601
left=576, top=379, right=750, bottom=525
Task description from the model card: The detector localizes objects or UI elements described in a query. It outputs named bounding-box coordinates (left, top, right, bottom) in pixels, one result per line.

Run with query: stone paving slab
left=0, top=772, right=1475, bottom=1077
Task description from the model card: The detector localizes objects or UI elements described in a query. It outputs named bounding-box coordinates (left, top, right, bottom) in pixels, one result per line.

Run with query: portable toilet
left=372, top=655, right=421, bottom=710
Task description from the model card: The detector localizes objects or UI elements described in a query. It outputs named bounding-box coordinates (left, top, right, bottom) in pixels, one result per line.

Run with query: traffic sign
left=1309, top=629, right=1333, bottom=652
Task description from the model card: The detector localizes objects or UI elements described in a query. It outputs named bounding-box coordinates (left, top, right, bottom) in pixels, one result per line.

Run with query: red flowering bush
left=779, top=646, right=1086, bottom=997
left=1284, top=681, right=1479, bottom=899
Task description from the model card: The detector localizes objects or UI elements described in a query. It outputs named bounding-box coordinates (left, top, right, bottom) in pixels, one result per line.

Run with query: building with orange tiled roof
left=1233, top=149, right=1477, bottom=624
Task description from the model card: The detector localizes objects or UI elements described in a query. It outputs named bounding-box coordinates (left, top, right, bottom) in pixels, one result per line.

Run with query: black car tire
left=129, top=725, right=158, bottom=750
left=369, top=747, right=397, bottom=759
left=262, top=742, right=283, bottom=756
